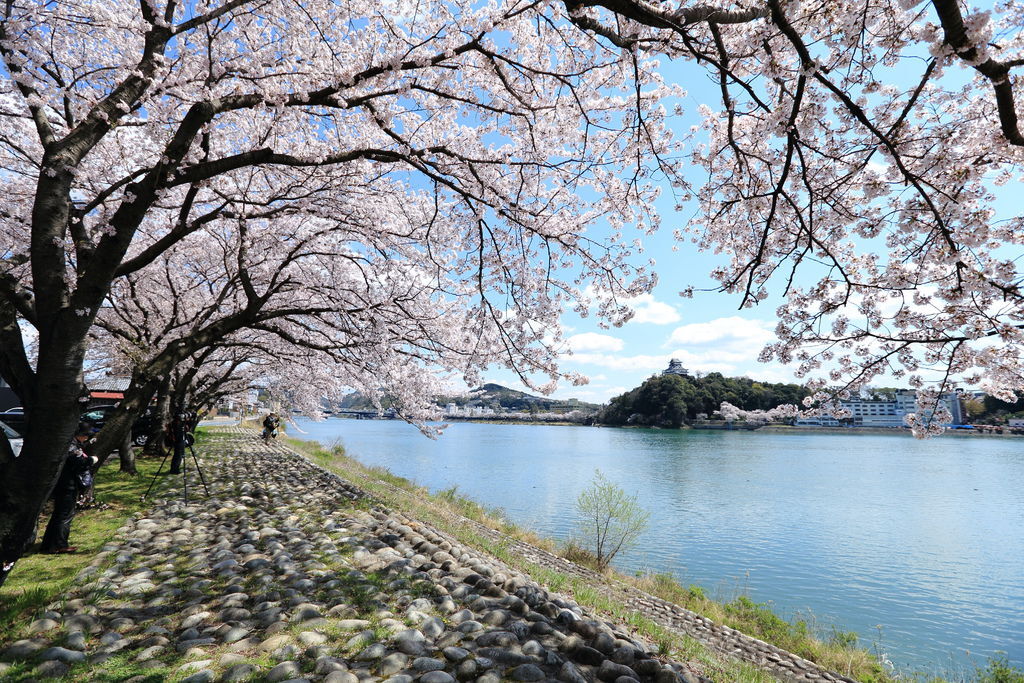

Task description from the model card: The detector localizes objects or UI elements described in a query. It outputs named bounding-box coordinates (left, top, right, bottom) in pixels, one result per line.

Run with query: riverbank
left=281, top=434, right=897, bottom=683
left=0, top=427, right=877, bottom=683
left=758, top=424, right=1024, bottom=438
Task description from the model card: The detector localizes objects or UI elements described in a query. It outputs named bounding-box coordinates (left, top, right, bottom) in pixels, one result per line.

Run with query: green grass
left=0, top=449, right=173, bottom=643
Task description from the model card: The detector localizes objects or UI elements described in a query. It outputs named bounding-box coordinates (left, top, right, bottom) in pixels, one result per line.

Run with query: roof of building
left=87, top=376, right=132, bottom=392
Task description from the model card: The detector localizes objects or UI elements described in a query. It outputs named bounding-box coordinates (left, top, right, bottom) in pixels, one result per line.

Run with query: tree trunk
left=89, top=373, right=161, bottom=467
left=145, top=384, right=173, bottom=456
left=0, top=342, right=87, bottom=588
left=118, top=429, right=137, bottom=475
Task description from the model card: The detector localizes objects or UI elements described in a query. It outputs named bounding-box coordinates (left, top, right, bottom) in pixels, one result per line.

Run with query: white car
left=0, top=420, right=22, bottom=459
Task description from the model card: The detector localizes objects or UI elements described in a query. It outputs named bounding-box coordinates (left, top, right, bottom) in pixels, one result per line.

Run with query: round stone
left=419, top=672, right=455, bottom=683
left=412, top=656, right=445, bottom=672
left=324, top=672, right=359, bottom=683
left=28, top=619, right=59, bottom=633
left=379, top=652, right=409, bottom=676
left=180, top=670, right=215, bottom=683
left=421, top=617, right=445, bottom=639
left=509, top=664, right=545, bottom=681
left=266, top=660, right=301, bottom=682
left=355, top=643, right=387, bottom=661
left=442, top=646, right=470, bottom=662
left=38, top=647, right=86, bottom=664
left=34, top=660, right=69, bottom=678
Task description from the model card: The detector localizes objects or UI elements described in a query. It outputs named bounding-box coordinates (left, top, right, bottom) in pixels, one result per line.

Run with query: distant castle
left=662, top=358, right=691, bottom=377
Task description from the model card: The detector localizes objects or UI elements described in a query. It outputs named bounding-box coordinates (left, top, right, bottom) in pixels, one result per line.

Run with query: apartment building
left=796, top=390, right=964, bottom=428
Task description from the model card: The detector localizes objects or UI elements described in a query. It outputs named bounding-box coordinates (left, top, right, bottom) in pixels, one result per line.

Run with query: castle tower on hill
left=662, top=358, right=690, bottom=377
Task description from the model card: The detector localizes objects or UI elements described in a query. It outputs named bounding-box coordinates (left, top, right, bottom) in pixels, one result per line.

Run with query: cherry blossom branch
left=931, top=0, right=1024, bottom=146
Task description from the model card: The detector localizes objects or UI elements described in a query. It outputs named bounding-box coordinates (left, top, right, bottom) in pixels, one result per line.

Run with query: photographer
left=167, top=406, right=192, bottom=474
left=261, top=412, right=280, bottom=443
left=40, top=421, right=99, bottom=554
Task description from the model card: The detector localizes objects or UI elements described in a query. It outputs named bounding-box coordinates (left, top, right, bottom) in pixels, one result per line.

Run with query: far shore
left=320, top=413, right=1024, bottom=437
left=759, top=424, right=1024, bottom=438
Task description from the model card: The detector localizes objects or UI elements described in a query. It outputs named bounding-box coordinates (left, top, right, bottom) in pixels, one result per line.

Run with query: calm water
left=290, top=419, right=1024, bottom=677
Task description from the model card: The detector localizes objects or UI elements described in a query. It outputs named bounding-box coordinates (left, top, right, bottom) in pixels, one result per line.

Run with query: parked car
left=80, top=405, right=158, bottom=446
left=0, top=419, right=23, bottom=459
left=0, top=405, right=158, bottom=445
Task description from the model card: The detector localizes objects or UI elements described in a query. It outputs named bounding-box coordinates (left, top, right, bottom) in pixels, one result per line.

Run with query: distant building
left=794, top=415, right=842, bottom=427
left=87, top=376, right=131, bottom=405
left=794, top=390, right=964, bottom=428
left=808, top=390, right=964, bottom=428
left=840, top=396, right=904, bottom=428
left=662, top=359, right=690, bottom=377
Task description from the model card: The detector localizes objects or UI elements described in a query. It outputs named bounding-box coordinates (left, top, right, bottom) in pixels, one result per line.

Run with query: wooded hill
left=337, top=383, right=600, bottom=414
left=600, top=373, right=808, bottom=428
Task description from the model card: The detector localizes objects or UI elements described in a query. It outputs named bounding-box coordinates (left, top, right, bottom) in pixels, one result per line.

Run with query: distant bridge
left=331, top=409, right=398, bottom=419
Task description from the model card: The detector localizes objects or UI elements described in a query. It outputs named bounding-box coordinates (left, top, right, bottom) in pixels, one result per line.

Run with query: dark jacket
left=54, top=441, right=93, bottom=496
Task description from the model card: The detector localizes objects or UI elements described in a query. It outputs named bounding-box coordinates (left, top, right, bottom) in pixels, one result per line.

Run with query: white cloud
left=665, top=316, right=774, bottom=349
left=627, top=293, right=681, bottom=325
left=567, top=332, right=625, bottom=353
left=577, top=286, right=681, bottom=325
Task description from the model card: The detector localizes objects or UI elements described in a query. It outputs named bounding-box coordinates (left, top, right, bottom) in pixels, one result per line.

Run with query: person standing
left=40, top=421, right=98, bottom=554
left=168, top=407, right=188, bottom=474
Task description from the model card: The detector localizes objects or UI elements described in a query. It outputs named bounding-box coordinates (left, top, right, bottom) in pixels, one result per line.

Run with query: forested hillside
left=600, top=373, right=807, bottom=428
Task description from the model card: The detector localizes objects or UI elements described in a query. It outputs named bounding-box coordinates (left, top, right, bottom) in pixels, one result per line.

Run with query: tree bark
left=118, top=429, right=137, bottom=475
left=144, top=381, right=172, bottom=456
left=0, top=338, right=87, bottom=588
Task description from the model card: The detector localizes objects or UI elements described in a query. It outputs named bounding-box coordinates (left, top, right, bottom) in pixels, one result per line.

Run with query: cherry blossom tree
left=4, top=0, right=1024, bottom=584
left=716, top=401, right=799, bottom=425
left=0, top=0, right=678, bottom=584
left=574, top=0, right=1024, bottom=431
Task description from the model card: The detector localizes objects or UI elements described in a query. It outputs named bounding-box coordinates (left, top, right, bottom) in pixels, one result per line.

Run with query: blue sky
left=484, top=22, right=1018, bottom=405
left=486, top=248, right=796, bottom=404
left=484, top=59, right=804, bottom=403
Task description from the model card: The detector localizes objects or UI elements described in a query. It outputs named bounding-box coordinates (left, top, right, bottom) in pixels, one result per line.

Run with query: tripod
left=142, top=440, right=210, bottom=503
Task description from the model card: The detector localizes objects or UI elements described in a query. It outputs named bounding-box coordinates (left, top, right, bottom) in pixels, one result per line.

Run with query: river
left=288, top=418, right=1024, bottom=678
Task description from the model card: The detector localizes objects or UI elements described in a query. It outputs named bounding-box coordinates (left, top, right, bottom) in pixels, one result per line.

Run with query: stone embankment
left=1, top=429, right=857, bottom=683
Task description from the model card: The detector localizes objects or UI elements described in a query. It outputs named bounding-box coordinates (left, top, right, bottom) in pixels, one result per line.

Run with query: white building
left=795, top=390, right=964, bottom=428
left=840, top=397, right=904, bottom=427
left=834, top=390, right=964, bottom=428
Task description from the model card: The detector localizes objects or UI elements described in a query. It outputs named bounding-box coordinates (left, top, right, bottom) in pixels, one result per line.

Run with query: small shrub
left=724, top=596, right=809, bottom=648
left=977, top=656, right=1024, bottom=683
left=573, top=469, right=650, bottom=570
left=829, top=627, right=859, bottom=650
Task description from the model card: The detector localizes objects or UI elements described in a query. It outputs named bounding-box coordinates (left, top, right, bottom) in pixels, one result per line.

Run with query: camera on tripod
left=166, top=407, right=197, bottom=448
left=143, top=405, right=208, bottom=503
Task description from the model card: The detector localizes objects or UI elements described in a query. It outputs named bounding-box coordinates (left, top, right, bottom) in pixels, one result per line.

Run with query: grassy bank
left=282, top=433, right=895, bottom=683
